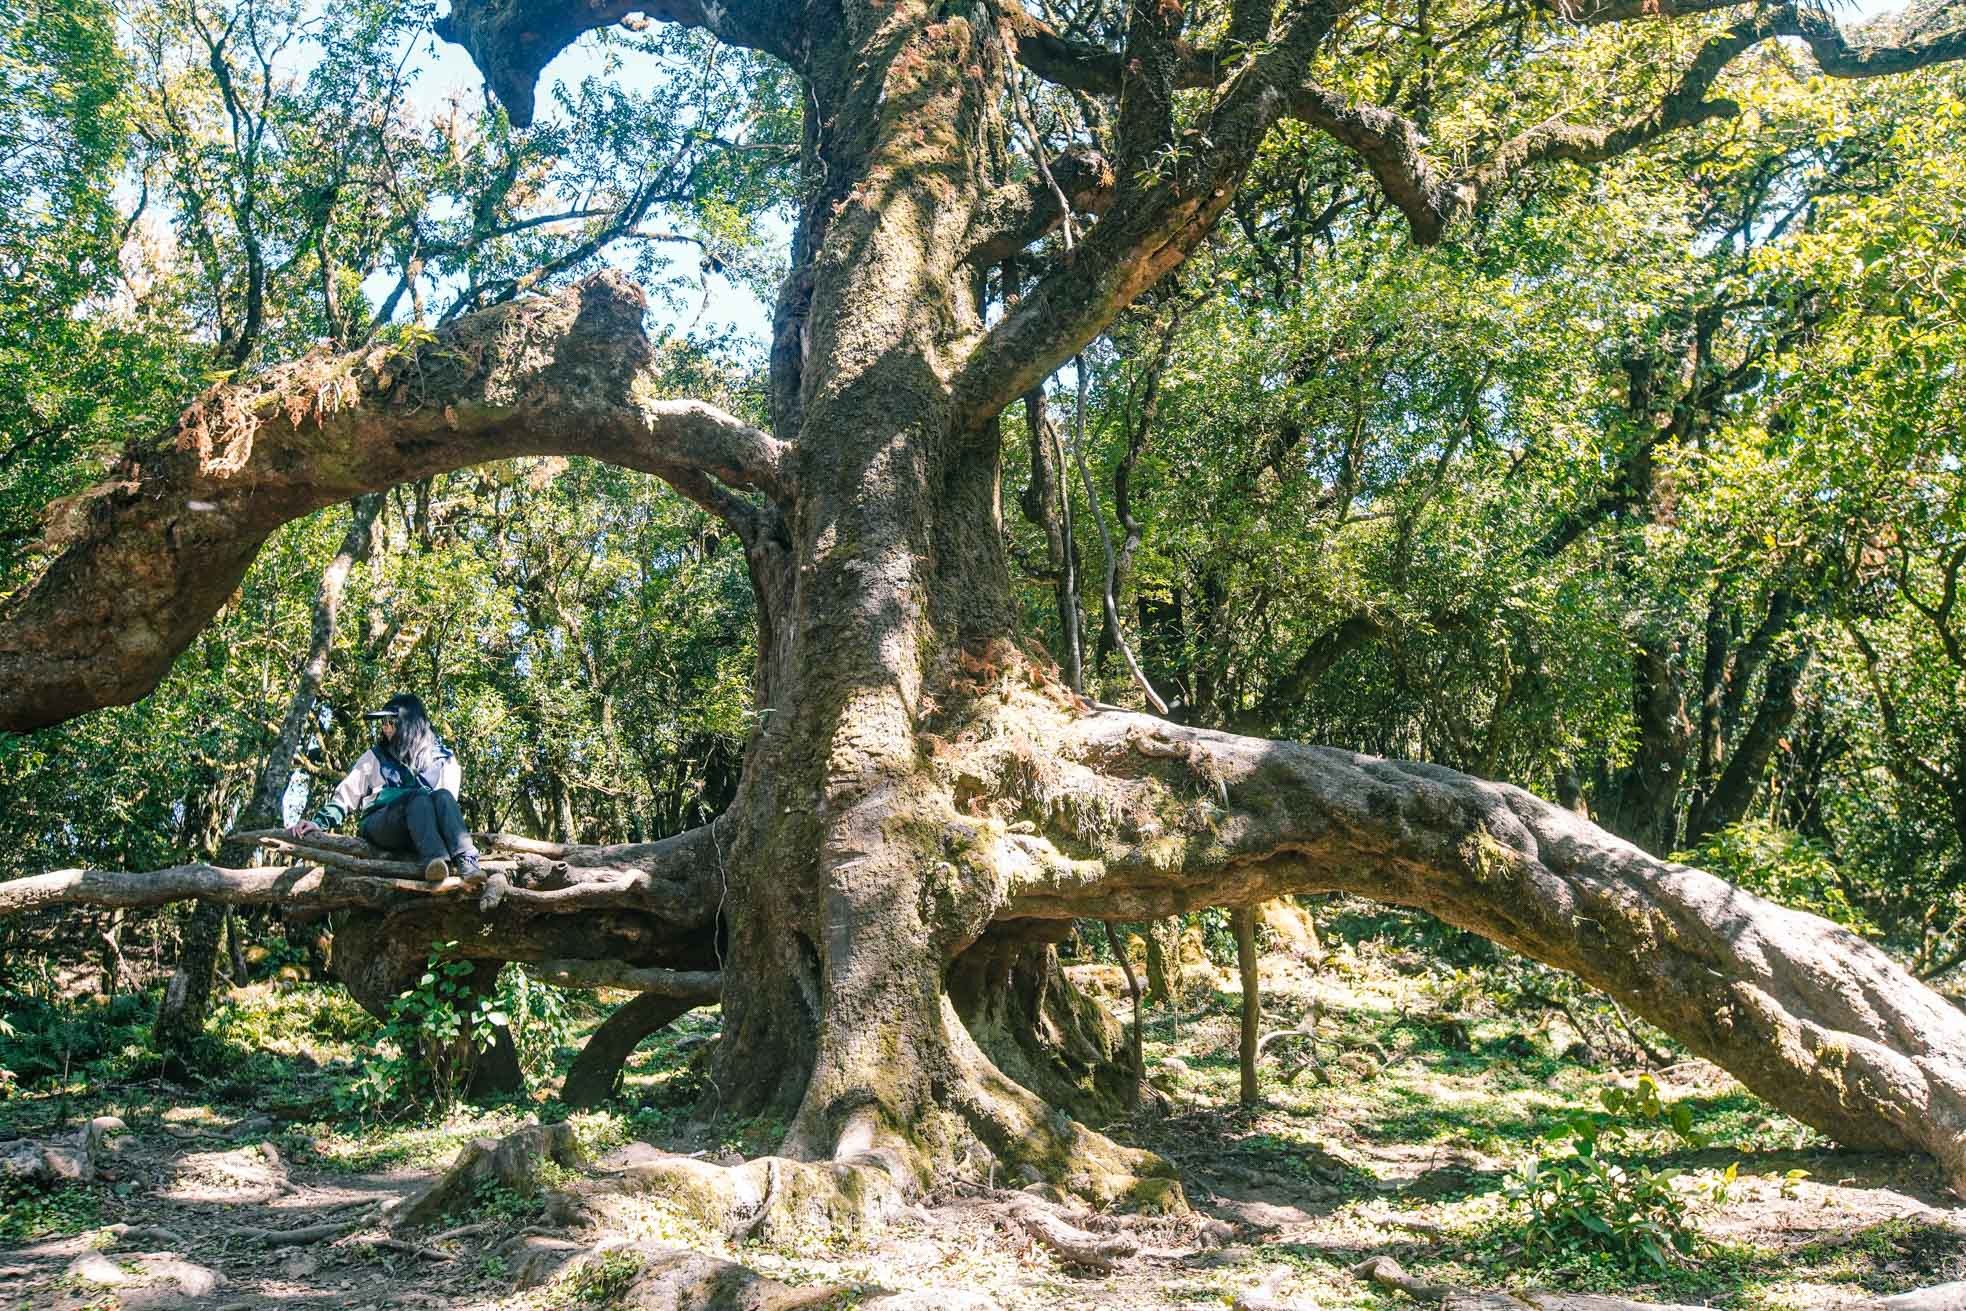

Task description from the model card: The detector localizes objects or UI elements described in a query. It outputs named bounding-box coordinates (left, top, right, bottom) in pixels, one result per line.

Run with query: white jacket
left=313, top=737, right=461, bottom=826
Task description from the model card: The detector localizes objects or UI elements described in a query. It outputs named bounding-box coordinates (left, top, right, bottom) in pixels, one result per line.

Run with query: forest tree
left=5, top=0, right=1966, bottom=1214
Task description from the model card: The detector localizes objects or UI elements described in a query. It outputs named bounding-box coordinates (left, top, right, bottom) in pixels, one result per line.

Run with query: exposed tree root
left=367, top=1235, right=452, bottom=1263
left=387, top=1122, right=584, bottom=1232
left=1866, top=1285, right=1966, bottom=1311
left=1352, top=1255, right=1452, bottom=1302
left=101, top=1223, right=190, bottom=1250
left=555, top=1143, right=904, bottom=1243
left=947, top=922, right=1138, bottom=1123
left=939, top=997, right=1186, bottom=1213
left=236, top=1210, right=377, bottom=1246
left=1004, top=1195, right=1137, bottom=1271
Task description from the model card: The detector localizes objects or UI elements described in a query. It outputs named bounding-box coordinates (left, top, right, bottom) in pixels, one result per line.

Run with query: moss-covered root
left=387, top=1121, right=583, bottom=1232
left=556, top=1143, right=904, bottom=1245
left=942, top=999, right=1188, bottom=1215
left=551, top=1241, right=1004, bottom=1311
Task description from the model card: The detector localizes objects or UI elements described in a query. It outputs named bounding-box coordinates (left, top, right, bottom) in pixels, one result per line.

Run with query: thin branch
left=1069, top=357, right=1167, bottom=713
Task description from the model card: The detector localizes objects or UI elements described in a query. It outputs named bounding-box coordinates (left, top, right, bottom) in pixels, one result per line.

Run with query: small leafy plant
left=562, top=1248, right=646, bottom=1304
left=1505, top=1075, right=1734, bottom=1272
left=336, top=941, right=502, bottom=1116
left=496, top=963, right=577, bottom=1082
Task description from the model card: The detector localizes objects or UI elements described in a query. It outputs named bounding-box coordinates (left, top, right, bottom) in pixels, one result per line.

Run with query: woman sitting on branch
left=289, top=693, right=483, bottom=892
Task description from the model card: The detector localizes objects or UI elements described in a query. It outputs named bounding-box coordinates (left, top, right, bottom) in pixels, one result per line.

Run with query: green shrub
left=0, top=991, right=155, bottom=1090
left=495, top=964, right=578, bottom=1082
left=335, top=942, right=502, bottom=1117
left=1681, top=821, right=1877, bottom=935
left=562, top=1248, right=646, bottom=1304
left=1505, top=1075, right=1733, bottom=1272
left=334, top=949, right=578, bottom=1117
left=0, top=1180, right=101, bottom=1241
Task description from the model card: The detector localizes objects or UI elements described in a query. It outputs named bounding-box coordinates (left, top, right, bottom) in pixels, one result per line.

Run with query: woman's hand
left=288, top=819, right=321, bottom=839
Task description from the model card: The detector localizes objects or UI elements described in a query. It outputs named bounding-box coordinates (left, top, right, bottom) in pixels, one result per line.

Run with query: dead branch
left=1005, top=1196, right=1138, bottom=1271
left=1352, top=1255, right=1450, bottom=1303
left=0, top=863, right=448, bottom=917
left=235, top=1209, right=376, bottom=1246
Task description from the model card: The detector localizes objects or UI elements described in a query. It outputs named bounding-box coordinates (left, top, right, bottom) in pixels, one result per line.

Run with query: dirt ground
left=3, top=943, right=1963, bottom=1310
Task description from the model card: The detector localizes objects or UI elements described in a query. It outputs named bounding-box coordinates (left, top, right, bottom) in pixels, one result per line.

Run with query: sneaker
left=423, top=856, right=451, bottom=883
left=454, top=856, right=486, bottom=890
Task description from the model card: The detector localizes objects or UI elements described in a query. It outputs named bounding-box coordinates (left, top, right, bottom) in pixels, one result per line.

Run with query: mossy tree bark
left=1234, top=907, right=1260, bottom=1107
left=9, top=0, right=1966, bottom=1203
left=1144, top=917, right=1180, bottom=1007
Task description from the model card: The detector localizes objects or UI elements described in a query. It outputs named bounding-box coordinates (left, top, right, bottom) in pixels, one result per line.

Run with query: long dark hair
left=380, top=693, right=436, bottom=764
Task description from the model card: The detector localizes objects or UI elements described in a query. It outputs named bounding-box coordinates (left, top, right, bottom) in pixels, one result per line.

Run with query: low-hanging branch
left=985, top=707, right=1966, bottom=1192
left=3, top=821, right=732, bottom=925
left=522, top=959, right=722, bottom=998
left=0, top=272, right=790, bottom=734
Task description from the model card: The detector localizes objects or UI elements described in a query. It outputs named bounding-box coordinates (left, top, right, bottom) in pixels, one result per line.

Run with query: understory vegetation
left=2, top=905, right=1959, bottom=1308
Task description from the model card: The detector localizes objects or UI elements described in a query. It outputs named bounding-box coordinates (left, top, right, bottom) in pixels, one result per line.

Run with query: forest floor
left=2, top=908, right=1963, bottom=1310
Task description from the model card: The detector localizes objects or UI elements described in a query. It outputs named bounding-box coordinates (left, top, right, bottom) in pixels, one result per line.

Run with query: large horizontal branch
left=525, top=958, right=722, bottom=998
left=0, top=273, right=789, bottom=733
left=1, top=820, right=729, bottom=929
left=1292, top=1, right=1966, bottom=245
left=0, top=863, right=444, bottom=917
left=434, top=0, right=802, bottom=127
left=995, top=710, right=1966, bottom=1192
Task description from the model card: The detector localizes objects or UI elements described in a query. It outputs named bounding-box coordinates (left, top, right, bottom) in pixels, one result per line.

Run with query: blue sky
left=362, top=18, right=779, bottom=345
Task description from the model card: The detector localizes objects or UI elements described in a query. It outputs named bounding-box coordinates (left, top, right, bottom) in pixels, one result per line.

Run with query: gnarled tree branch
left=433, top=0, right=803, bottom=127
left=1291, top=1, right=1966, bottom=245
left=967, top=148, right=1116, bottom=266
left=2, top=819, right=729, bottom=924
left=955, top=1, right=1348, bottom=428
left=0, top=273, right=789, bottom=732
left=992, top=709, right=1966, bottom=1192
left=998, top=2, right=1241, bottom=95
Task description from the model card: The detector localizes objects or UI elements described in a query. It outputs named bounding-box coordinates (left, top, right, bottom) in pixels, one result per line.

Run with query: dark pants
left=360, top=789, right=480, bottom=872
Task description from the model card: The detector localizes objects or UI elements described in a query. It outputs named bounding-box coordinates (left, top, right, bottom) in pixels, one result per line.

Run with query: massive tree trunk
left=9, top=0, right=1966, bottom=1213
